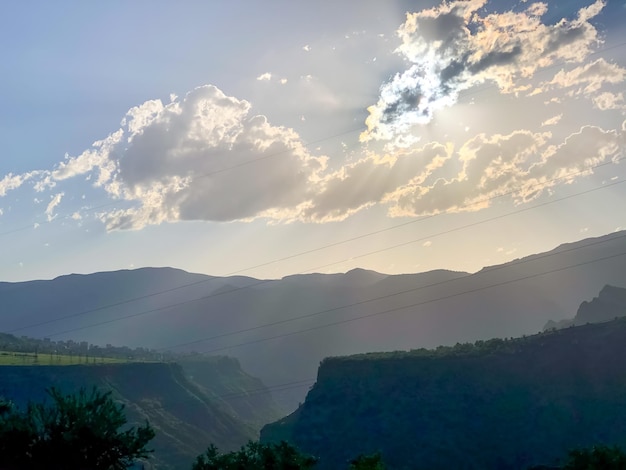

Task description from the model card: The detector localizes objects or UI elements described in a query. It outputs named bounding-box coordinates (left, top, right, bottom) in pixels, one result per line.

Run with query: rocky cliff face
left=0, top=362, right=256, bottom=469
left=544, top=284, right=626, bottom=330
left=262, top=319, right=626, bottom=469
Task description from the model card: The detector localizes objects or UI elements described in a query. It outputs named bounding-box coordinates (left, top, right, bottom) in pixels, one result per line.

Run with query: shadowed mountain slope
left=545, top=284, right=626, bottom=330
left=262, top=317, right=626, bottom=469
left=0, top=362, right=257, bottom=469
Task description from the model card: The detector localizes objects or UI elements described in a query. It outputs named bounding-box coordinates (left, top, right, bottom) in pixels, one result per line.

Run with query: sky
left=1, top=0, right=625, bottom=282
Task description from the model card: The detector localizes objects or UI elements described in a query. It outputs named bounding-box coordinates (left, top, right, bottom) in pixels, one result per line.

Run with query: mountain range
left=2, top=230, right=625, bottom=410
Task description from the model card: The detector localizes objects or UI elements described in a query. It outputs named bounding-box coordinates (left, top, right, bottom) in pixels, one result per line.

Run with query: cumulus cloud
left=256, top=72, right=272, bottom=81
left=10, top=87, right=621, bottom=230
left=49, top=85, right=326, bottom=230
left=362, top=0, right=606, bottom=141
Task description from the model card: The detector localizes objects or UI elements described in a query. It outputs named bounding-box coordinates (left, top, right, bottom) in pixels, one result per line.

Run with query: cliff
left=262, top=318, right=626, bottom=469
left=544, top=285, right=626, bottom=330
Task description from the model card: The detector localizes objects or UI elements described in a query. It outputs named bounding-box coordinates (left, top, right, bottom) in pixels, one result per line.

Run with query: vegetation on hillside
left=0, top=387, right=154, bottom=469
left=192, top=441, right=317, bottom=470
left=263, top=318, right=626, bottom=469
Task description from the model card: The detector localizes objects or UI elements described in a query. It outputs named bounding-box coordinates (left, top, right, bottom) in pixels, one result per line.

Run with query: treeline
left=0, top=387, right=623, bottom=469
left=325, top=317, right=626, bottom=364
left=0, top=331, right=191, bottom=363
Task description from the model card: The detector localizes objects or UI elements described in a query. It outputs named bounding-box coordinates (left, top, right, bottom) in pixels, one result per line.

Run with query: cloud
left=593, top=91, right=625, bottom=110
left=0, top=171, right=41, bottom=197
left=256, top=72, right=272, bottom=81
left=306, top=121, right=623, bottom=222
left=51, top=85, right=326, bottom=230
left=361, top=0, right=606, bottom=141
left=541, top=114, right=563, bottom=127
left=45, top=192, right=64, bottom=222
left=302, top=142, right=453, bottom=222
left=544, top=58, right=626, bottom=96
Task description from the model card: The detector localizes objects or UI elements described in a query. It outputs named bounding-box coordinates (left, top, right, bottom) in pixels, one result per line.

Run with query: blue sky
left=1, top=0, right=625, bottom=281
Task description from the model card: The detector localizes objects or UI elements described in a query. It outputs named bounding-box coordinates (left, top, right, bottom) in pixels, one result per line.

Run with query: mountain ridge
left=2, top=230, right=625, bottom=410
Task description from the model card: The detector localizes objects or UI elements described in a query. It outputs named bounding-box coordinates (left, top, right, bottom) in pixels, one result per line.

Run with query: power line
left=193, top=250, right=626, bottom=356
left=18, top=177, right=626, bottom=339
left=8, top=157, right=624, bottom=335
left=156, top=231, right=626, bottom=352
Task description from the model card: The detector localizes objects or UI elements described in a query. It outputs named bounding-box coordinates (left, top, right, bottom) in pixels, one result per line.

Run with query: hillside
left=2, top=231, right=626, bottom=410
left=178, top=356, right=281, bottom=429
left=0, top=361, right=269, bottom=469
left=262, top=318, right=626, bottom=469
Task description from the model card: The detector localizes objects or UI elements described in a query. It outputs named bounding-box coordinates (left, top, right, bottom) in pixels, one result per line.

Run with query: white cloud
left=53, top=85, right=327, bottom=230
left=0, top=171, right=41, bottom=197
left=541, top=114, right=563, bottom=127
left=45, top=192, right=64, bottom=222
left=362, top=0, right=607, bottom=142
left=256, top=72, right=272, bottom=81
left=307, top=122, right=623, bottom=221
left=544, top=58, right=626, bottom=96
left=593, top=92, right=625, bottom=110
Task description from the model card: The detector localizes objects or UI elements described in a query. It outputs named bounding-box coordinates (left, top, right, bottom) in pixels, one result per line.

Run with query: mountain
left=0, top=362, right=254, bottom=469
left=261, top=318, right=626, bottom=469
left=2, top=231, right=626, bottom=410
left=544, top=284, right=626, bottom=330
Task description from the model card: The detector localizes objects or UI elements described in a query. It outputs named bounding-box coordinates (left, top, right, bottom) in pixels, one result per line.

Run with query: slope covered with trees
left=262, top=318, right=626, bottom=469
left=0, top=362, right=255, bottom=469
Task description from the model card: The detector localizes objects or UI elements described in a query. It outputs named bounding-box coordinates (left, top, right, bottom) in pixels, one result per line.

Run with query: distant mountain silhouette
left=544, top=284, right=626, bottom=330
left=2, top=230, right=626, bottom=410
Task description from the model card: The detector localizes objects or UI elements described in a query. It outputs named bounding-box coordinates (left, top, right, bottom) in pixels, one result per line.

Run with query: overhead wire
left=7, top=155, right=624, bottom=336
left=33, top=177, right=626, bottom=340
left=192, top=250, right=626, bottom=356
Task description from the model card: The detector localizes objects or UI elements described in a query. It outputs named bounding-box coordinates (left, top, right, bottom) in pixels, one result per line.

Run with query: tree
left=0, top=387, right=155, bottom=469
left=563, top=445, right=626, bottom=470
left=349, top=453, right=387, bottom=470
left=192, top=441, right=317, bottom=470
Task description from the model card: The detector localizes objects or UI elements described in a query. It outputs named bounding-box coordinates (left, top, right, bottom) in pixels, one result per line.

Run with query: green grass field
left=0, top=351, right=131, bottom=366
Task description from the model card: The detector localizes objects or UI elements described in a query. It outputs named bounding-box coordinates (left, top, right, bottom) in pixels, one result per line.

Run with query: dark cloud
left=362, top=0, right=606, bottom=142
